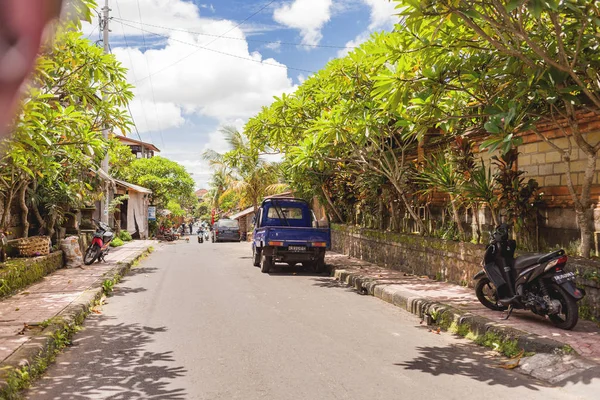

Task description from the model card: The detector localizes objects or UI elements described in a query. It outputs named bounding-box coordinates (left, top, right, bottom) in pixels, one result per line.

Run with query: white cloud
left=363, top=0, right=398, bottom=30
left=264, top=40, right=282, bottom=52
left=104, top=1, right=295, bottom=132
left=273, top=0, right=333, bottom=46
left=338, top=0, right=398, bottom=57
left=85, top=0, right=298, bottom=188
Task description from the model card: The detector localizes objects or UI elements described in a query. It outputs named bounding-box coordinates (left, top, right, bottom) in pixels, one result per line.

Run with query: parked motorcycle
left=474, top=224, right=585, bottom=330
left=84, top=219, right=115, bottom=265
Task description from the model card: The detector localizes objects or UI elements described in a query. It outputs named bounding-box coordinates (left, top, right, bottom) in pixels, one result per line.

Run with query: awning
left=114, top=179, right=152, bottom=194
left=230, top=206, right=255, bottom=220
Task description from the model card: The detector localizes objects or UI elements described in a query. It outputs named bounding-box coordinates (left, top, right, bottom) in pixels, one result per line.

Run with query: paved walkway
left=325, top=252, right=600, bottom=362
left=0, top=240, right=155, bottom=364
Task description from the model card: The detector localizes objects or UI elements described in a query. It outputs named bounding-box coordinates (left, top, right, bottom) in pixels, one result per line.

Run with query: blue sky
left=85, top=0, right=398, bottom=188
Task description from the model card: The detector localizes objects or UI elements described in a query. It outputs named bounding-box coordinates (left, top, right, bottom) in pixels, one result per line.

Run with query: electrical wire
left=125, top=0, right=281, bottom=84
left=114, top=0, right=154, bottom=146
left=118, top=21, right=315, bottom=77
left=112, top=16, right=358, bottom=50
left=136, top=0, right=166, bottom=150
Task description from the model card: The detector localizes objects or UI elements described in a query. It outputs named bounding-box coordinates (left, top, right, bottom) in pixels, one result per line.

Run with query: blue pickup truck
left=252, top=198, right=331, bottom=273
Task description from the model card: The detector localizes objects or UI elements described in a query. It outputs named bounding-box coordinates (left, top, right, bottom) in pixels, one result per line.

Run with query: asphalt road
left=26, top=240, right=599, bottom=400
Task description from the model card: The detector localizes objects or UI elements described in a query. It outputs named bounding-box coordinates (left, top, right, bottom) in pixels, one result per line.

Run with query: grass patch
left=473, top=332, right=521, bottom=358
left=433, top=309, right=523, bottom=358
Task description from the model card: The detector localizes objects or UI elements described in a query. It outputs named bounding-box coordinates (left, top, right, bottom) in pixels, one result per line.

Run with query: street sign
left=148, top=206, right=157, bottom=221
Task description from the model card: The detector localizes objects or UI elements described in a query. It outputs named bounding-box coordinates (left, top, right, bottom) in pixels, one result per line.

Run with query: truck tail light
left=312, top=242, right=327, bottom=247
left=268, top=241, right=284, bottom=246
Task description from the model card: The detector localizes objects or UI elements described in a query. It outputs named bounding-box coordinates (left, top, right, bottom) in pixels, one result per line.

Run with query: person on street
left=189, top=222, right=194, bottom=235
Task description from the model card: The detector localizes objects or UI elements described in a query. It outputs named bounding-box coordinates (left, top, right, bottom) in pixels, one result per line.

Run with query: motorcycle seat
left=513, top=249, right=565, bottom=271
left=513, top=254, right=542, bottom=271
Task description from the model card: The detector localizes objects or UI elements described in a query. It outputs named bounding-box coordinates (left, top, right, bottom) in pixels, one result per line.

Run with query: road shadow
left=395, top=341, right=600, bottom=389
left=109, top=267, right=159, bottom=297
left=267, top=263, right=328, bottom=277
left=395, top=342, right=546, bottom=390
left=25, top=316, right=187, bottom=399
left=312, top=277, right=360, bottom=293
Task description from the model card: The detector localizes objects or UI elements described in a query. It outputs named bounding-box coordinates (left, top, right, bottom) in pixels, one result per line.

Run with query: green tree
left=0, top=13, right=132, bottom=237
left=397, top=0, right=600, bottom=256
left=123, top=156, right=196, bottom=210
left=204, top=126, right=286, bottom=213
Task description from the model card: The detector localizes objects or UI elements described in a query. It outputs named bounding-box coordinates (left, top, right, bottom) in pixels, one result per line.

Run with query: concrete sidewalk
left=325, top=252, right=600, bottom=363
left=0, top=240, right=156, bottom=395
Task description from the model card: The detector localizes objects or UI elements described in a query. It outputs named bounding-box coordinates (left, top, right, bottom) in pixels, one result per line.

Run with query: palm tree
left=203, top=126, right=287, bottom=213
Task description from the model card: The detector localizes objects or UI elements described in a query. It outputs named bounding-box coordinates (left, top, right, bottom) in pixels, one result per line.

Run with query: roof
left=116, top=135, right=161, bottom=153
left=230, top=206, right=255, bottom=220
left=114, top=179, right=152, bottom=194
left=195, top=189, right=208, bottom=197
left=265, top=191, right=293, bottom=199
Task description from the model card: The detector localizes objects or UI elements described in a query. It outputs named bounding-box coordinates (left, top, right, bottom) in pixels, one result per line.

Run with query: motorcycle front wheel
left=475, top=277, right=508, bottom=311
left=547, top=283, right=579, bottom=330
left=84, top=244, right=101, bottom=265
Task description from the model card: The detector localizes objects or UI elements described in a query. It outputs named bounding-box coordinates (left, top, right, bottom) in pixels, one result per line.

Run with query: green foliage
left=110, top=237, right=124, bottom=248
left=102, top=279, right=115, bottom=294
left=204, top=127, right=287, bottom=213
left=108, top=139, right=136, bottom=180
left=121, top=156, right=195, bottom=210
left=493, top=149, right=543, bottom=247
left=118, top=231, right=133, bottom=242
left=0, top=21, right=133, bottom=235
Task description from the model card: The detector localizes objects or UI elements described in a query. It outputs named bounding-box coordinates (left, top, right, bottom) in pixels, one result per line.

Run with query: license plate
left=553, top=272, right=575, bottom=284
left=288, top=246, right=306, bottom=252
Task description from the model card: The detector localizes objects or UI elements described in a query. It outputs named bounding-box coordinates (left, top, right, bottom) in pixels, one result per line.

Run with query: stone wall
left=332, top=224, right=600, bottom=320
left=0, top=251, right=64, bottom=298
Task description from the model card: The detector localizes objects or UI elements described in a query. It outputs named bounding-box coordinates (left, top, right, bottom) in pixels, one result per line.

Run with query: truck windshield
left=267, top=207, right=303, bottom=220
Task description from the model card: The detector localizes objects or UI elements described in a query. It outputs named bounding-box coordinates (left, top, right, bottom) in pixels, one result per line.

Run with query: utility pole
left=100, top=0, right=111, bottom=224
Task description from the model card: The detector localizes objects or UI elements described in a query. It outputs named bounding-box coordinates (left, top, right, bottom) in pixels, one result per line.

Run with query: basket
left=16, top=236, right=51, bottom=257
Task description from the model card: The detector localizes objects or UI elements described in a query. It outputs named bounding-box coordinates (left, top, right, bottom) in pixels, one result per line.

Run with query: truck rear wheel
left=253, top=248, right=261, bottom=267
left=313, top=253, right=326, bottom=273
left=260, top=254, right=272, bottom=273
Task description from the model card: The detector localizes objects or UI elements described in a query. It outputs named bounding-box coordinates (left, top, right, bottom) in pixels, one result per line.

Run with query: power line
left=112, top=16, right=358, bottom=50
left=136, top=0, right=166, bottom=150
left=120, top=0, right=281, bottom=84
left=114, top=0, right=154, bottom=146
left=117, top=21, right=315, bottom=78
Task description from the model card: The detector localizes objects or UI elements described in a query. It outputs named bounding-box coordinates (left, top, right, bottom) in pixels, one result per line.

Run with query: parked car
left=252, top=198, right=330, bottom=273
left=211, top=218, right=242, bottom=242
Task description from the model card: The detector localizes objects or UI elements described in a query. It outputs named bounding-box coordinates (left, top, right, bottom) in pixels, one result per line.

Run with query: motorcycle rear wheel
left=547, top=283, right=579, bottom=330
left=475, top=277, right=508, bottom=311
left=84, top=244, right=101, bottom=265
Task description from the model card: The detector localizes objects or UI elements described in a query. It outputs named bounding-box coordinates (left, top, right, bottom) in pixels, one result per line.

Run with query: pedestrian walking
left=189, top=222, right=194, bottom=235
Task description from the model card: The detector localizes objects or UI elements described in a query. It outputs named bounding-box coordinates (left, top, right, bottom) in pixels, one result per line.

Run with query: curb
left=0, top=246, right=153, bottom=399
left=331, top=267, right=569, bottom=356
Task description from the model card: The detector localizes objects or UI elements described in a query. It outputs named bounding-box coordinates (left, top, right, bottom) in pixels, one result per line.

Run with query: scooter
left=474, top=224, right=585, bottom=330
left=84, top=219, right=115, bottom=265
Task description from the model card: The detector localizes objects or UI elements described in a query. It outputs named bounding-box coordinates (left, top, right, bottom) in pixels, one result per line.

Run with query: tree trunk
left=400, top=191, right=426, bottom=234
left=472, top=204, right=481, bottom=244
left=576, top=208, right=594, bottom=257
left=488, top=203, right=499, bottom=227
left=450, top=195, right=466, bottom=241
left=321, top=185, right=344, bottom=223
left=18, top=182, right=29, bottom=238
